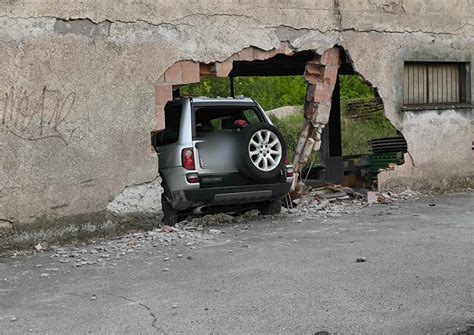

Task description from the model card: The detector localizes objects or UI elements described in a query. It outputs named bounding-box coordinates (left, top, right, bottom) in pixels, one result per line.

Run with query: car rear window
left=193, top=106, right=262, bottom=138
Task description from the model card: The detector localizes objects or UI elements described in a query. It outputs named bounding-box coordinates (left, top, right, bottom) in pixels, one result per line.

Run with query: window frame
left=402, top=61, right=472, bottom=111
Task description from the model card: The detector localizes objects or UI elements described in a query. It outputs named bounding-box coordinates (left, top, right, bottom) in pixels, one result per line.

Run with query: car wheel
left=161, top=196, right=179, bottom=225
left=238, top=123, right=287, bottom=180
left=258, top=198, right=282, bottom=215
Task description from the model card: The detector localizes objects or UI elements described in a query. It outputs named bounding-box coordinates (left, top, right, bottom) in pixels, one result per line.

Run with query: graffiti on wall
left=0, top=86, right=81, bottom=145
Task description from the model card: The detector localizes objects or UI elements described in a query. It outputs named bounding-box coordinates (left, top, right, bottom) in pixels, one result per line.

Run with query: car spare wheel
left=237, top=123, right=287, bottom=180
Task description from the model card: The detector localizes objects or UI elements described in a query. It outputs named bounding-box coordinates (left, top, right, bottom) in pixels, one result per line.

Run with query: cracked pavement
left=1, top=192, right=473, bottom=334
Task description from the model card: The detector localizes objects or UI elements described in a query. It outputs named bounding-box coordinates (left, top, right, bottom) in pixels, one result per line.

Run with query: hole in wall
left=151, top=45, right=409, bottom=190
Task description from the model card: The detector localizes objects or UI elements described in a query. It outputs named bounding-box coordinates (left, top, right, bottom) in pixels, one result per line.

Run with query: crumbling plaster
left=0, top=0, right=473, bottom=232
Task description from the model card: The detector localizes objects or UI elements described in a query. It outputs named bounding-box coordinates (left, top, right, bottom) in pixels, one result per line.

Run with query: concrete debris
left=34, top=242, right=49, bottom=252
left=160, top=226, right=178, bottom=233
left=22, top=186, right=425, bottom=272
left=289, top=184, right=424, bottom=219
left=367, top=191, right=379, bottom=205
left=184, top=213, right=235, bottom=226
left=242, top=209, right=260, bottom=218
left=40, top=224, right=226, bottom=269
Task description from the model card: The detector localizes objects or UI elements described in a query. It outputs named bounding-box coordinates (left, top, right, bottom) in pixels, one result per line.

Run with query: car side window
left=242, top=109, right=262, bottom=124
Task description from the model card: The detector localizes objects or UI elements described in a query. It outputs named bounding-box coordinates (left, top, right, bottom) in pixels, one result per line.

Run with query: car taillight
left=186, top=173, right=199, bottom=184
left=182, top=148, right=195, bottom=170
left=286, top=166, right=294, bottom=178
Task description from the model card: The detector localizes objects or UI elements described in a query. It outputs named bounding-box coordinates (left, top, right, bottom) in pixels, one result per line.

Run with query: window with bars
left=403, top=62, right=470, bottom=107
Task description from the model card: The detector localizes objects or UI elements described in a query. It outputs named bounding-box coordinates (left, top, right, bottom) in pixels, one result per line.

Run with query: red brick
left=155, top=105, right=166, bottom=131
left=313, top=82, right=334, bottom=102
left=164, top=63, right=182, bottom=83
left=215, top=62, right=233, bottom=77
left=181, top=61, right=200, bottom=84
left=155, top=84, right=173, bottom=103
left=321, top=48, right=341, bottom=66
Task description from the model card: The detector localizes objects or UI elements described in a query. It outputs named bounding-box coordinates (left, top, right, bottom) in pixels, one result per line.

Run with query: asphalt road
left=1, top=192, right=473, bottom=334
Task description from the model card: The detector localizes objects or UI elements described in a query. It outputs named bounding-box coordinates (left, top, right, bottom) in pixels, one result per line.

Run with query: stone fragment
left=367, top=191, right=378, bottom=205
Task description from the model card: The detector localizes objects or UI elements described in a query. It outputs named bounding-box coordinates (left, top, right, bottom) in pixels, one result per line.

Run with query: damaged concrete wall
left=0, top=0, right=473, bottom=241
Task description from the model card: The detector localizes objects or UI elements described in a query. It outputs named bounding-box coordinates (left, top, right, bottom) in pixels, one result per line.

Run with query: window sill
left=402, top=104, right=474, bottom=111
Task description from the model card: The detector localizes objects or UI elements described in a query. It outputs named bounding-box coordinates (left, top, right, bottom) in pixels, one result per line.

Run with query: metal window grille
left=403, top=62, right=469, bottom=106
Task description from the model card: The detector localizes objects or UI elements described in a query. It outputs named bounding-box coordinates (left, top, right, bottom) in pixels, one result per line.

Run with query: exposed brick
left=236, top=48, right=255, bottom=61
left=155, top=83, right=173, bottom=103
left=321, top=48, right=341, bottom=66
left=306, top=84, right=315, bottom=102
left=314, top=102, right=331, bottom=124
left=215, top=62, right=233, bottom=77
left=254, top=48, right=271, bottom=60
left=323, top=65, right=339, bottom=85
left=200, top=63, right=213, bottom=76
left=313, top=83, right=333, bottom=102
left=164, top=63, right=182, bottom=83
left=304, top=61, right=324, bottom=84
left=181, top=61, right=200, bottom=84
left=155, top=105, right=166, bottom=131
left=156, top=74, right=165, bottom=84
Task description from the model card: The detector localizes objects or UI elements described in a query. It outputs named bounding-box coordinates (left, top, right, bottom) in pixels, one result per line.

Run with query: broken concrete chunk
left=160, top=226, right=178, bottom=233
left=34, top=242, right=49, bottom=252
left=367, top=191, right=379, bottom=205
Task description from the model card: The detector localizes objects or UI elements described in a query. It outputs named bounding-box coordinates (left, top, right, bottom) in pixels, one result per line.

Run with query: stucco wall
left=0, top=0, right=473, bottom=237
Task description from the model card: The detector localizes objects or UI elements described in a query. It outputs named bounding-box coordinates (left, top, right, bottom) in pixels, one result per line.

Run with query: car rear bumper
left=169, top=182, right=291, bottom=210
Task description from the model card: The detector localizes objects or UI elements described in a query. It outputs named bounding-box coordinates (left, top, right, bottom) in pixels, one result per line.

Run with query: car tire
left=258, top=198, right=282, bottom=215
left=237, top=123, right=287, bottom=180
left=161, top=196, right=179, bottom=225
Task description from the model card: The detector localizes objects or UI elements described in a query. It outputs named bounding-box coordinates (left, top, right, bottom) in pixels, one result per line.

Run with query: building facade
left=0, top=0, right=472, bottom=247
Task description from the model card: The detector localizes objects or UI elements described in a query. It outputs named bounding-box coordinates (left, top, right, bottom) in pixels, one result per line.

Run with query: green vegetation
left=181, top=76, right=307, bottom=110
left=181, top=75, right=398, bottom=156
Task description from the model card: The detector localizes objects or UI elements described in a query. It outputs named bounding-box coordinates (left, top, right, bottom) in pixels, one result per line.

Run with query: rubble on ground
left=41, top=225, right=204, bottom=268
left=288, top=183, right=422, bottom=215
left=36, top=210, right=261, bottom=269
left=22, top=186, right=423, bottom=269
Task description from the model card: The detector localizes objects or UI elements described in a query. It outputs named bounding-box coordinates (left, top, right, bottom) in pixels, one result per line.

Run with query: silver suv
left=152, top=97, right=294, bottom=224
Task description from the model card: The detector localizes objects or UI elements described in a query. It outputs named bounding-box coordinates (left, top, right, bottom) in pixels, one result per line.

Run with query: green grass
left=341, top=116, right=398, bottom=155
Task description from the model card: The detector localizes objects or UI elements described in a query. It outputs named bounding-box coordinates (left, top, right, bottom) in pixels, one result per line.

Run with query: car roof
left=185, top=96, right=255, bottom=104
